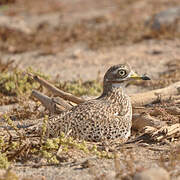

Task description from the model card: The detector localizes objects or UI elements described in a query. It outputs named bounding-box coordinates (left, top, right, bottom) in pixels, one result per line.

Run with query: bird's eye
left=118, top=69, right=127, bottom=77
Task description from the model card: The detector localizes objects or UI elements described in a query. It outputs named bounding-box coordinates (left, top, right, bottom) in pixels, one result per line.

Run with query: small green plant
left=0, top=67, right=48, bottom=96
left=0, top=153, right=10, bottom=169
left=56, top=80, right=102, bottom=96
left=39, top=133, right=114, bottom=164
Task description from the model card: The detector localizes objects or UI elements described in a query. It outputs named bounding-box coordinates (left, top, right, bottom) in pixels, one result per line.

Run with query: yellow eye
left=118, top=69, right=127, bottom=77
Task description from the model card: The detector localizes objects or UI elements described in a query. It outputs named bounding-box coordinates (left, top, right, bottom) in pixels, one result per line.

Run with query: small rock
left=71, top=49, right=83, bottom=59
left=133, top=167, right=170, bottom=180
left=147, top=7, right=180, bottom=31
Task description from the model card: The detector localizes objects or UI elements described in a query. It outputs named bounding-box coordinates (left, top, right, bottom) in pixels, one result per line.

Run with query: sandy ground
left=0, top=0, right=180, bottom=179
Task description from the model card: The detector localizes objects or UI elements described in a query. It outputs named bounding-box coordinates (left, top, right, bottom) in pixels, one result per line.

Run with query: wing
left=46, top=98, right=131, bottom=141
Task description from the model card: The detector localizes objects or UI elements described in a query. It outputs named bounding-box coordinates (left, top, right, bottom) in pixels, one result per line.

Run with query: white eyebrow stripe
left=112, top=69, right=120, bottom=74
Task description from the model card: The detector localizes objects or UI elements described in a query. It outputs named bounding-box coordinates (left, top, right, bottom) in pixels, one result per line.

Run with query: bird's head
left=103, top=64, right=150, bottom=89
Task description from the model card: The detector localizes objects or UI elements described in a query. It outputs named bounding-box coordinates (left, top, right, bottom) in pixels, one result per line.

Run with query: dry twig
left=32, top=90, right=72, bottom=114
left=130, top=81, right=180, bottom=106
left=29, top=73, right=85, bottom=104
left=144, top=124, right=180, bottom=142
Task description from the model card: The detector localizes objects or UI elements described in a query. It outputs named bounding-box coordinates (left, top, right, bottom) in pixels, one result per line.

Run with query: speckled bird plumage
left=28, top=64, right=150, bottom=142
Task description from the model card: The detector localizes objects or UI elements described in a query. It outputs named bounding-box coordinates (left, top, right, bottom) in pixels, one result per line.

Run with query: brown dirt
left=0, top=0, right=180, bottom=179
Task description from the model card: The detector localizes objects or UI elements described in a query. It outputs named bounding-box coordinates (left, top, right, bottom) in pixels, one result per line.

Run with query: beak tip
left=142, top=75, right=151, bottom=80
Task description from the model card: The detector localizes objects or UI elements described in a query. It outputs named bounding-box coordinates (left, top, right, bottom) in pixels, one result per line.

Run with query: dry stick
left=130, top=81, right=180, bottom=106
left=32, top=90, right=70, bottom=114
left=31, top=74, right=85, bottom=104
left=8, top=143, right=28, bottom=161
left=144, top=124, right=180, bottom=141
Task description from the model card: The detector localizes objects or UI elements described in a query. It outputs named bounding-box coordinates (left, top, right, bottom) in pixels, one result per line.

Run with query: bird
left=29, top=64, right=150, bottom=142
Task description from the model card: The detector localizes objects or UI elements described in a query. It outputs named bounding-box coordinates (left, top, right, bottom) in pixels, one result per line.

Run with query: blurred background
left=0, top=0, right=180, bottom=86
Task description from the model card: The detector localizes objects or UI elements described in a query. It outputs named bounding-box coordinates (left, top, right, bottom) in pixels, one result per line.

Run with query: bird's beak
left=130, top=72, right=151, bottom=80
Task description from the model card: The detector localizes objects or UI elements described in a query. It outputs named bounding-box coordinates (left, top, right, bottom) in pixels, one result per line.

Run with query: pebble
left=146, top=7, right=180, bottom=31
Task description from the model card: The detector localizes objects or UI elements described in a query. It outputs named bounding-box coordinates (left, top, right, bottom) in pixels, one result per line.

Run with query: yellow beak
left=130, top=72, right=150, bottom=80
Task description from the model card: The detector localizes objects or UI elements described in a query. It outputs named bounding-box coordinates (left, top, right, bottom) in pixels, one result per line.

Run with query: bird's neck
left=98, top=81, right=126, bottom=99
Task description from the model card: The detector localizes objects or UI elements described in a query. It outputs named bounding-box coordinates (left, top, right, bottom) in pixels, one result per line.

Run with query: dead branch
left=32, top=90, right=71, bottom=114
left=130, top=81, right=180, bottom=106
left=144, top=124, right=180, bottom=142
left=29, top=73, right=85, bottom=104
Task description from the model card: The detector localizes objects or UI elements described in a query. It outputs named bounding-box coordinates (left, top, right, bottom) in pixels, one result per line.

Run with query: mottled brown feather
left=28, top=64, right=134, bottom=142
